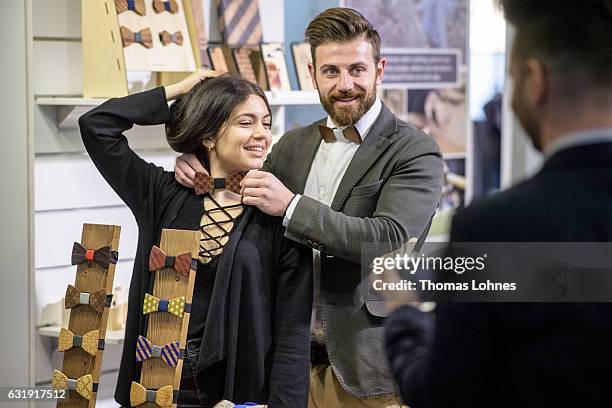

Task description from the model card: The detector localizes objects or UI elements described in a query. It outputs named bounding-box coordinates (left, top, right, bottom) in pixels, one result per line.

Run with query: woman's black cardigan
left=78, top=87, right=312, bottom=407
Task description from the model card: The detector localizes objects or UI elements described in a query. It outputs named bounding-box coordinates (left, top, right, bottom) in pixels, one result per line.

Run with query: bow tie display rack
left=130, top=229, right=199, bottom=408
left=53, top=223, right=121, bottom=408
left=82, top=0, right=201, bottom=98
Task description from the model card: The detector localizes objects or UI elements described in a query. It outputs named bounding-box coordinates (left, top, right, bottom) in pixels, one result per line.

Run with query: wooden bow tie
left=58, top=328, right=103, bottom=355
left=65, top=284, right=111, bottom=313
left=52, top=370, right=96, bottom=400
left=159, top=30, right=183, bottom=46
left=130, top=382, right=174, bottom=407
left=319, top=125, right=362, bottom=144
left=115, top=0, right=146, bottom=15
left=148, top=246, right=193, bottom=276
left=153, top=0, right=179, bottom=13
left=136, top=335, right=182, bottom=367
left=194, top=171, right=246, bottom=195
left=121, top=26, right=153, bottom=48
left=143, top=293, right=188, bottom=318
left=71, top=242, right=118, bottom=269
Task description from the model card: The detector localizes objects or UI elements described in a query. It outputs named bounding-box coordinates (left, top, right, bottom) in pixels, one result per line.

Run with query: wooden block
left=82, top=0, right=128, bottom=98
left=58, top=223, right=121, bottom=408
left=139, top=229, right=199, bottom=408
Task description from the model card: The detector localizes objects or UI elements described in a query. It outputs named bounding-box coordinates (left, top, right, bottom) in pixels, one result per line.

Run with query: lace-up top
left=198, top=193, right=244, bottom=264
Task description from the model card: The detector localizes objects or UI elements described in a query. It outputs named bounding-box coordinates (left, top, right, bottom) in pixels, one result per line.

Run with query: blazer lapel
left=331, top=104, right=397, bottom=211
left=289, top=119, right=325, bottom=194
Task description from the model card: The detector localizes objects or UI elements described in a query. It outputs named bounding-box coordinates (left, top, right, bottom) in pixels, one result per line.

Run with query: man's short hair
left=499, top=0, right=612, bottom=101
left=304, top=7, right=381, bottom=67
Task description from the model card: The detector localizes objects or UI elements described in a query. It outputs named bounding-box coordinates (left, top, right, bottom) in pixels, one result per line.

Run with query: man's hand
left=241, top=171, right=295, bottom=216
left=174, top=153, right=207, bottom=187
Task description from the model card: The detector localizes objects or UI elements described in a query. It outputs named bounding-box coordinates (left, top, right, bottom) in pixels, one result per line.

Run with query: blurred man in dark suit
left=385, top=1, right=612, bottom=407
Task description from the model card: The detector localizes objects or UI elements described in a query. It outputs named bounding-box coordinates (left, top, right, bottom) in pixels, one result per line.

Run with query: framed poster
left=261, top=43, right=291, bottom=91
left=291, top=42, right=315, bottom=91
left=207, top=44, right=238, bottom=75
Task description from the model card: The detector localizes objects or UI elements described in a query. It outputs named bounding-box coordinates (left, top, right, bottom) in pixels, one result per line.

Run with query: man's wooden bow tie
left=318, top=125, right=362, bottom=144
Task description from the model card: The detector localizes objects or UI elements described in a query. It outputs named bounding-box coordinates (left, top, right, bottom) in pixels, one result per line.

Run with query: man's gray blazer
left=263, top=103, right=444, bottom=397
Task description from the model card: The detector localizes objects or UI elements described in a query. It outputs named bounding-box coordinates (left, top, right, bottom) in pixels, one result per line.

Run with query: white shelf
left=36, top=90, right=320, bottom=107
left=38, top=325, right=125, bottom=345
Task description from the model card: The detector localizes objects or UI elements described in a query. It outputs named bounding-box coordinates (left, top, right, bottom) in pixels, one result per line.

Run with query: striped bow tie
left=159, top=30, right=184, bottom=46
left=130, top=382, right=174, bottom=407
left=143, top=293, right=188, bottom=318
left=52, top=370, right=97, bottom=400
left=71, top=242, right=118, bottom=269
left=135, top=335, right=182, bottom=367
left=58, top=328, right=104, bottom=356
left=319, top=125, right=362, bottom=144
left=115, top=0, right=146, bottom=15
left=194, top=171, right=246, bottom=195
left=64, top=284, right=111, bottom=313
left=153, top=0, right=179, bottom=13
left=120, top=26, right=153, bottom=49
left=148, top=246, right=194, bottom=276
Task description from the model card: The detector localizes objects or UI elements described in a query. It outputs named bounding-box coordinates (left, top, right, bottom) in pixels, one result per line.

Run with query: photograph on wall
left=115, top=0, right=196, bottom=71
left=291, top=42, right=315, bottom=91
left=261, top=43, right=291, bottom=92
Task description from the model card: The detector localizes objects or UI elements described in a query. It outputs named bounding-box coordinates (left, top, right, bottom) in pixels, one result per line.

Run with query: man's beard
left=319, top=85, right=377, bottom=127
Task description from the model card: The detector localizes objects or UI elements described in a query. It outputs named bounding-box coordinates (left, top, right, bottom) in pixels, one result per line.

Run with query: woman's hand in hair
left=165, top=68, right=225, bottom=101
left=174, top=153, right=206, bottom=187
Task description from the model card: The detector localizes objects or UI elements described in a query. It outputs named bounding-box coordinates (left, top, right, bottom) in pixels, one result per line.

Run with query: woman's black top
left=79, top=87, right=312, bottom=407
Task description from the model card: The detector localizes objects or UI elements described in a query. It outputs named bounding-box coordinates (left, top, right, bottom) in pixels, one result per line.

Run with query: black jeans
left=177, top=338, right=227, bottom=408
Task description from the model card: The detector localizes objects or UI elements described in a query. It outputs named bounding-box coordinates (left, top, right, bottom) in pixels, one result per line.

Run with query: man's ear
left=375, top=58, right=386, bottom=86
left=525, top=58, right=548, bottom=107
left=307, top=62, right=318, bottom=90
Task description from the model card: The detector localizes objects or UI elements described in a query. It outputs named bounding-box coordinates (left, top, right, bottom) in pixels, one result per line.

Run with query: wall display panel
left=115, top=0, right=196, bottom=71
left=261, top=43, right=291, bottom=91
left=347, top=0, right=469, bottom=213
left=291, top=42, right=315, bottom=91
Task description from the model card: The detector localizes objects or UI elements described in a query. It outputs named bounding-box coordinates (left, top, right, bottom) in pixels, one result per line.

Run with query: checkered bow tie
left=120, top=26, right=153, bottom=48
left=115, top=0, right=146, bottom=15
left=153, top=0, right=179, bottom=13
left=318, top=125, right=362, bottom=144
left=71, top=242, right=118, bottom=269
left=148, top=246, right=194, bottom=276
left=194, top=171, right=247, bottom=195
left=64, top=284, right=111, bottom=313
left=135, top=335, right=182, bottom=367
left=142, top=293, right=188, bottom=318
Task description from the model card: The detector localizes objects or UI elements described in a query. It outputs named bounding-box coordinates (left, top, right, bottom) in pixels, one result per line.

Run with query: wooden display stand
left=134, top=229, right=199, bottom=408
left=82, top=0, right=201, bottom=98
left=56, top=223, right=121, bottom=408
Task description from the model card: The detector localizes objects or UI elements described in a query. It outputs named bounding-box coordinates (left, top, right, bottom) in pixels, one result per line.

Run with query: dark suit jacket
left=385, top=142, right=612, bottom=407
left=263, top=104, right=444, bottom=397
left=79, top=87, right=312, bottom=407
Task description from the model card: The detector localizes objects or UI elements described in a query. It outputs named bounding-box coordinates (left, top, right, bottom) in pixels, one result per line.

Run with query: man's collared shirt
left=281, top=97, right=382, bottom=343
left=544, top=127, right=612, bottom=159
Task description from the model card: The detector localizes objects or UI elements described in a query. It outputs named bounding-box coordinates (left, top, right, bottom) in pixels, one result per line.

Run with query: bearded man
left=174, top=7, right=443, bottom=407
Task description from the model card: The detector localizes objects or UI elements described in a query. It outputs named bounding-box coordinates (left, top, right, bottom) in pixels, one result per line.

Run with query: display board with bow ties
left=130, top=229, right=199, bottom=408
left=82, top=0, right=201, bottom=98
left=54, top=223, right=121, bottom=408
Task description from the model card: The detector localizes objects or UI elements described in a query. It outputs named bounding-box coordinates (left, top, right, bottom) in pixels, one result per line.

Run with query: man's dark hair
left=304, top=7, right=381, bottom=67
left=166, top=75, right=270, bottom=156
left=499, top=0, right=612, bottom=101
